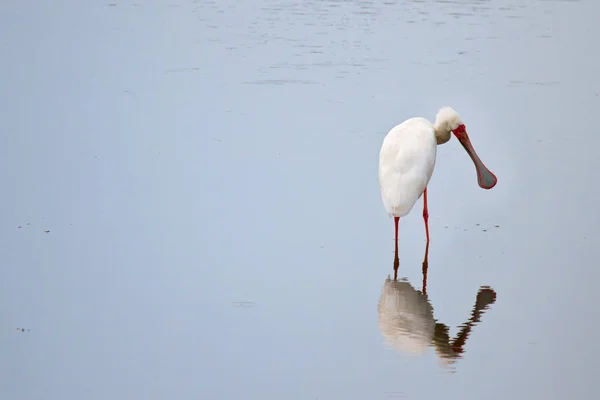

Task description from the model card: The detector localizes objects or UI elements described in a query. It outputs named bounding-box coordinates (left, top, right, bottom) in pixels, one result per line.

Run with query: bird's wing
left=379, top=119, right=437, bottom=216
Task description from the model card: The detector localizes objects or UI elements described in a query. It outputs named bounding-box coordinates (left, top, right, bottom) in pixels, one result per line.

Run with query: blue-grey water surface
left=2, top=0, right=600, bottom=399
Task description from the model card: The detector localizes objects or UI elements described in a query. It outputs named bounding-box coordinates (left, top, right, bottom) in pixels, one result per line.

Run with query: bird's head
left=434, top=106, right=498, bottom=190
left=434, top=106, right=464, bottom=140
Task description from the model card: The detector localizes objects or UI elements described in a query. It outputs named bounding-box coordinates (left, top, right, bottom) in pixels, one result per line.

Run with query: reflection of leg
left=393, top=217, right=399, bottom=280
left=423, top=188, right=430, bottom=242
left=422, top=241, right=429, bottom=295
left=393, top=236, right=399, bottom=281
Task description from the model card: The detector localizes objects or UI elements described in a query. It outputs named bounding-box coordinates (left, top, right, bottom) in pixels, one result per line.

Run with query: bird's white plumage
left=378, top=117, right=437, bottom=217
left=434, top=106, right=464, bottom=136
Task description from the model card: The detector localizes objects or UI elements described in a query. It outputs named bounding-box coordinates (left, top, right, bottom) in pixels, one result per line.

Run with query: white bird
left=378, top=107, right=497, bottom=269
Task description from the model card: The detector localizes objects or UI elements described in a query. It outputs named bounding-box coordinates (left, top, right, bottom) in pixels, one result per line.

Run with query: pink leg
left=423, top=187, right=430, bottom=242
left=393, top=217, right=399, bottom=280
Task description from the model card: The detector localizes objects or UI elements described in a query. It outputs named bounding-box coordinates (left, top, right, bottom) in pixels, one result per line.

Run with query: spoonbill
left=378, top=106, right=497, bottom=252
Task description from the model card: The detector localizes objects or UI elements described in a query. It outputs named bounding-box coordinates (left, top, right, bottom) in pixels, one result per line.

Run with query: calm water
left=2, top=0, right=600, bottom=399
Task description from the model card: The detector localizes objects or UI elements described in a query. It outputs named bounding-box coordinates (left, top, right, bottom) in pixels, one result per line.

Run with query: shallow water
left=2, top=0, right=600, bottom=399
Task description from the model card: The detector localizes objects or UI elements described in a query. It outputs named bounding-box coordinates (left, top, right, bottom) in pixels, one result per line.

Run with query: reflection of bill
left=378, top=242, right=497, bottom=366
left=232, top=301, right=255, bottom=308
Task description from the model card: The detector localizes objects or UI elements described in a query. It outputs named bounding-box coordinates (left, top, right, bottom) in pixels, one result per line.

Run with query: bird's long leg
left=393, top=217, right=399, bottom=280
left=423, top=187, right=430, bottom=242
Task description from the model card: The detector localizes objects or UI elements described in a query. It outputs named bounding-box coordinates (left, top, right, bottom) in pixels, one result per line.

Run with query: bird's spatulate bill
left=452, top=125, right=497, bottom=189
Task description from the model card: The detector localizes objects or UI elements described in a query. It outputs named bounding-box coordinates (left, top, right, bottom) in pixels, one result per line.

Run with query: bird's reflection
left=379, top=242, right=497, bottom=366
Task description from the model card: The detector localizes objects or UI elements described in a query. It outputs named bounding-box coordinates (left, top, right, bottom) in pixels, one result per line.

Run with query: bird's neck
left=434, top=126, right=451, bottom=145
